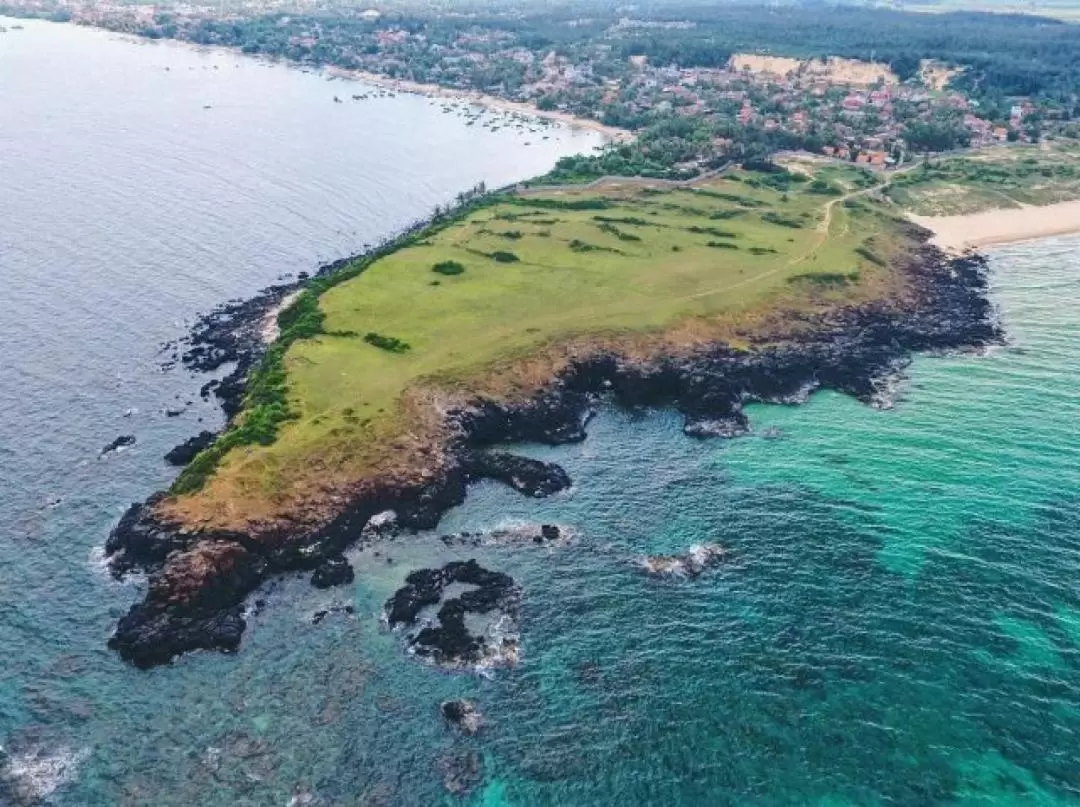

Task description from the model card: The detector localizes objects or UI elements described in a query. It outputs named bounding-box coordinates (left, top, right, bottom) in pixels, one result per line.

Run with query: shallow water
left=3, top=18, right=1080, bottom=807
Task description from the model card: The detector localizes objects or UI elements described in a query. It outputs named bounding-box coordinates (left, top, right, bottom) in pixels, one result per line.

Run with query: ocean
left=2, top=17, right=1080, bottom=807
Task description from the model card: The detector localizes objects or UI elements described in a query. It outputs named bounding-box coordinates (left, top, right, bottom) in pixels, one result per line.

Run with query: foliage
left=761, top=212, right=805, bottom=229
left=433, top=260, right=466, bottom=276
left=363, top=332, right=412, bottom=352
left=788, top=271, right=861, bottom=287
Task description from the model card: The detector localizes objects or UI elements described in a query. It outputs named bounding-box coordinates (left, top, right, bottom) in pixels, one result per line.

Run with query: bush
left=707, top=241, right=740, bottom=250
left=808, top=179, right=842, bottom=196
left=855, top=246, right=885, bottom=266
left=788, top=271, right=860, bottom=287
left=490, top=250, right=520, bottom=263
left=688, top=225, right=738, bottom=238
left=432, top=260, right=466, bottom=276
left=363, top=332, right=412, bottom=352
left=762, top=212, right=805, bottom=229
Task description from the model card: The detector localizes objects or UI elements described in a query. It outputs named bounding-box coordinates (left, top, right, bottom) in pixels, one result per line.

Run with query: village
left=4, top=0, right=1056, bottom=168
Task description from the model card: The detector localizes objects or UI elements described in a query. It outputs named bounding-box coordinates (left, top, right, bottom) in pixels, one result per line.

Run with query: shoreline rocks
left=310, top=556, right=354, bottom=589
left=164, top=430, right=218, bottom=466
left=104, top=244, right=1002, bottom=667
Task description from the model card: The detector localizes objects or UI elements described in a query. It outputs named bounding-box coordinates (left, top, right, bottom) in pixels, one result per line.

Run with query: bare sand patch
left=730, top=54, right=897, bottom=86
left=910, top=200, right=1080, bottom=250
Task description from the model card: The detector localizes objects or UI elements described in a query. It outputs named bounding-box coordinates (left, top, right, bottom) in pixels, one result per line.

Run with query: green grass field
left=165, top=165, right=912, bottom=530
left=886, top=143, right=1080, bottom=215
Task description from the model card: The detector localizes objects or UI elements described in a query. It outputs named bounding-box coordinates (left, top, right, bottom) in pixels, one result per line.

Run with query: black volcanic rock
left=101, top=435, right=136, bottom=456
left=460, top=450, right=571, bottom=497
left=105, top=496, right=194, bottom=575
left=164, top=430, right=218, bottom=466
left=441, top=698, right=485, bottom=735
left=310, top=555, right=354, bottom=588
left=386, top=559, right=520, bottom=670
left=108, top=541, right=266, bottom=668
left=110, top=603, right=248, bottom=668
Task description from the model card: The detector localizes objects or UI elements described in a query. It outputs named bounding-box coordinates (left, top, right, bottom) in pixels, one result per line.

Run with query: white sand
left=910, top=200, right=1080, bottom=250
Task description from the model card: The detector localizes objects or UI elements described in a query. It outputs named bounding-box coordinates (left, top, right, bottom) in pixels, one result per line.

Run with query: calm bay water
left=2, top=18, right=1080, bottom=807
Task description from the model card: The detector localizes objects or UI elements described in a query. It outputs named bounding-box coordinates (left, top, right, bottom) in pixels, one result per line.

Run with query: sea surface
left=2, top=18, right=1080, bottom=807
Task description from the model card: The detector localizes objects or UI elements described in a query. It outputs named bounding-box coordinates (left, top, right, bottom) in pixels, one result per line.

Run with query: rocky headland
left=105, top=236, right=1000, bottom=667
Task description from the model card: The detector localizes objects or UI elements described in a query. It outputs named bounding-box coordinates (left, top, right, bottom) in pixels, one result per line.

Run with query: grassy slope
left=887, top=143, right=1080, bottom=215
left=164, top=165, right=911, bottom=531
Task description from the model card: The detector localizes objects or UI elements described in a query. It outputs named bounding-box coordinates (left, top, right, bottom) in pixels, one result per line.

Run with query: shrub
left=808, top=178, right=842, bottom=196
left=432, top=260, right=466, bottom=276
left=855, top=246, right=885, bottom=266
left=761, top=212, right=804, bottom=229
left=490, top=250, right=519, bottom=263
left=709, top=209, right=745, bottom=220
left=596, top=222, right=642, bottom=241
left=363, top=332, right=411, bottom=352
left=688, top=225, right=738, bottom=238
left=788, top=271, right=861, bottom=287
left=707, top=241, right=740, bottom=250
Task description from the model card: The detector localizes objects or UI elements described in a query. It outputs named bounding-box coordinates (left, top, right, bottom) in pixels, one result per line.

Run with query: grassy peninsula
left=163, top=161, right=914, bottom=533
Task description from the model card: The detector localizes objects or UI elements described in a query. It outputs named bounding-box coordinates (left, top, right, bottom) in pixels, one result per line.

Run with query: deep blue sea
left=3, top=17, right=1080, bottom=807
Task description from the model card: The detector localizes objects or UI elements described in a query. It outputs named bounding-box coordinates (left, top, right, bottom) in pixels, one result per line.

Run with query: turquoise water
left=4, top=236, right=1079, bottom=804
left=3, top=20, right=1080, bottom=807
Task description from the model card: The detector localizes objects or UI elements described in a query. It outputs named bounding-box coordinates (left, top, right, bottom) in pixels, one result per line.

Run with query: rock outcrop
left=641, top=543, right=727, bottom=578
left=164, top=430, right=218, bottom=466
left=385, top=560, right=521, bottom=671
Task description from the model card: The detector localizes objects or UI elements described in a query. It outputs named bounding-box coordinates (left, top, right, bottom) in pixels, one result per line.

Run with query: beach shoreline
left=910, top=199, right=1080, bottom=250
left=324, top=66, right=633, bottom=144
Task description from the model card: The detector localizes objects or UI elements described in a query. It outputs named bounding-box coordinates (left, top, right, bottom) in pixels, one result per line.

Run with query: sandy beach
left=325, top=66, right=633, bottom=143
left=910, top=200, right=1080, bottom=250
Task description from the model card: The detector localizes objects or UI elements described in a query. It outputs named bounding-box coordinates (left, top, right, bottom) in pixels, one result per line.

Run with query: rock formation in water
left=641, top=543, right=727, bottom=578
left=310, top=555, right=354, bottom=589
left=385, top=560, right=521, bottom=671
left=100, top=435, right=136, bottom=456
left=440, top=699, right=486, bottom=736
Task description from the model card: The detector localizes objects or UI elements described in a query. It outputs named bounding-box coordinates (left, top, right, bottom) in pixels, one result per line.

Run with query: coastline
left=106, top=230, right=1001, bottom=667
left=4, top=16, right=629, bottom=145
left=324, top=66, right=633, bottom=144
left=909, top=199, right=1080, bottom=250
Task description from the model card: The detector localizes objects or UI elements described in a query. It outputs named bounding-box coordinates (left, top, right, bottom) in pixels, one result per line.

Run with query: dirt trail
left=682, top=164, right=920, bottom=303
